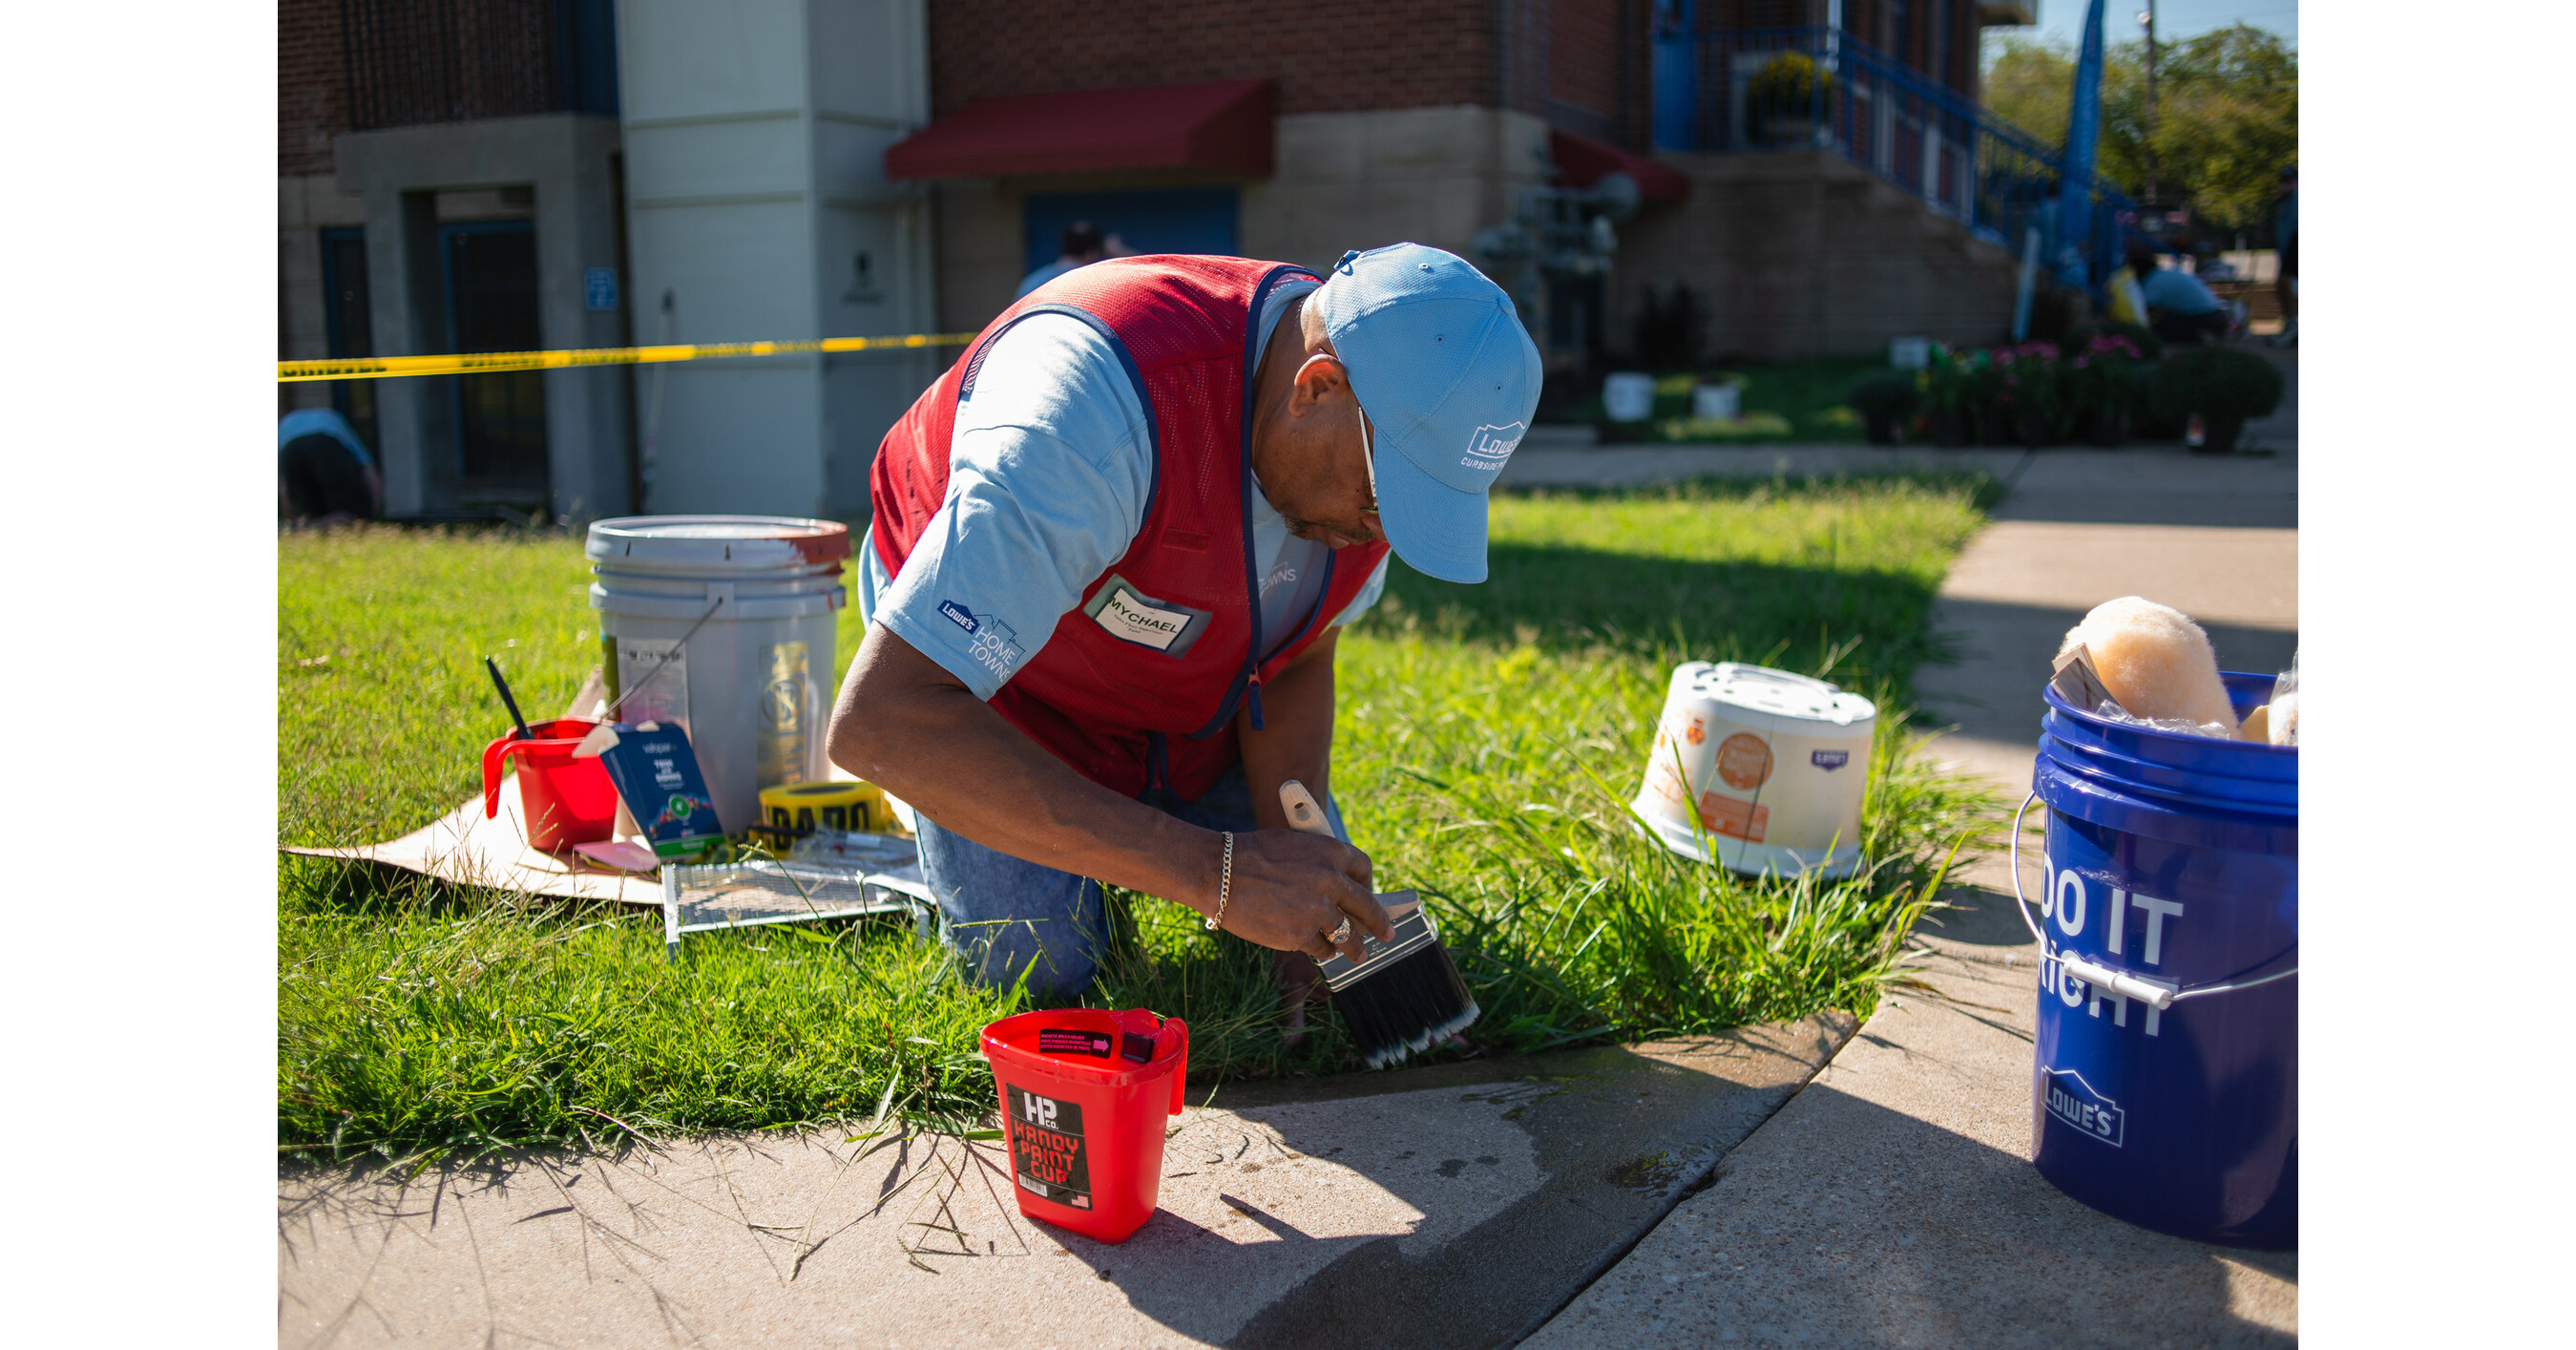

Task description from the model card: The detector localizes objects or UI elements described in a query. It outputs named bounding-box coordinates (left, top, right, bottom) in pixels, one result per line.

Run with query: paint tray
left=660, top=830, right=932, bottom=959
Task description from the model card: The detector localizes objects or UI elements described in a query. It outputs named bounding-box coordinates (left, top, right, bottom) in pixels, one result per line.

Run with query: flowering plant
left=2062, top=331, right=2147, bottom=421
left=1987, top=341, right=2068, bottom=430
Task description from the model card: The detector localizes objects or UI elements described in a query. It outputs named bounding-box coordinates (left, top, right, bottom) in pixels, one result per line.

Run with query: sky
left=2019, top=0, right=2297, bottom=51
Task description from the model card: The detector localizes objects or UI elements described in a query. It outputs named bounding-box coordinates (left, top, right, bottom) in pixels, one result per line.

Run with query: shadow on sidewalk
left=1530, top=1080, right=2298, bottom=1347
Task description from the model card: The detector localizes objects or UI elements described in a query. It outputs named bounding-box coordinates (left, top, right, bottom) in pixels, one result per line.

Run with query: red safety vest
left=870, top=256, right=1392, bottom=800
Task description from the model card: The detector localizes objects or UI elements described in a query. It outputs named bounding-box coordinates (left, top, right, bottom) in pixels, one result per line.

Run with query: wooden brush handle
left=1278, top=780, right=1420, bottom=919
left=1278, top=779, right=1332, bottom=836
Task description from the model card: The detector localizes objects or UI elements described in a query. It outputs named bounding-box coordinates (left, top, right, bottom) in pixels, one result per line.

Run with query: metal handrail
left=1654, top=24, right=2134, bottom=285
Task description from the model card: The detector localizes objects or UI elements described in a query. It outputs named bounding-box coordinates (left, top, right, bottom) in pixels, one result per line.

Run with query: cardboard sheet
left=282, top=784, right=668, bottom=906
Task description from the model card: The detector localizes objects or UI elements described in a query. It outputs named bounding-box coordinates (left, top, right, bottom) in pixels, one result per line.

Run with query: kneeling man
left=827, top=243, right=1540, bottom=1020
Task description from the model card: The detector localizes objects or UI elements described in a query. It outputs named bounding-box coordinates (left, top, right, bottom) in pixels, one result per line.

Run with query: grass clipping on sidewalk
left=280, top=474, right=2000, bottom=1167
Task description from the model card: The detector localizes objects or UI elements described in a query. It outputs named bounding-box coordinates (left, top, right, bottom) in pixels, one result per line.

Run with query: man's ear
left=1288, top=352, right=1350, bottom=415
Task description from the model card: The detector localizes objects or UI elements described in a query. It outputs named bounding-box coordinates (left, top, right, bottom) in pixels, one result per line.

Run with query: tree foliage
left=1981, top=23, right=2298, bottom=237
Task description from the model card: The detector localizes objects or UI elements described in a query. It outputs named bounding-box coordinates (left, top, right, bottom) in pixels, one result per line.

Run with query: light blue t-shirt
left=862, top=278, right=1390, bottom=701
left=2140, top=267, right=2224, bottom=317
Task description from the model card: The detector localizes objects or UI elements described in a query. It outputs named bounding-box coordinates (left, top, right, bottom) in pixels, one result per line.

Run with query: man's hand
left=1212, top=828, right=1392, bottom=964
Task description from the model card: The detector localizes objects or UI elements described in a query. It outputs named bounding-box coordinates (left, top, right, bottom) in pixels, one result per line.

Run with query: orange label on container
left=1714, top=732, right=1773, bottom=791
left=1698, top=791, right=1770, bottom=842
left=1685, top=717, right=1707, bottom=746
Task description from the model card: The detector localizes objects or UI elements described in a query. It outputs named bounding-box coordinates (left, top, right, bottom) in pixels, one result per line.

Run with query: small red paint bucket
left=981, top=1008, right=1189, bottom=1244
left=480, top=718, right=620, bottom=853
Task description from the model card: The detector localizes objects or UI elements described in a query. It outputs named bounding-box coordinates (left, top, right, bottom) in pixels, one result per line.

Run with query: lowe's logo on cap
left=1314, top=243, right=1544, bottom=586
left=1462, top=422, right=1524, bottom=471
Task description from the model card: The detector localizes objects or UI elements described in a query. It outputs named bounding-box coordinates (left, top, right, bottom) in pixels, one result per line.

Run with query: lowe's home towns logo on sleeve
left=940, top=601, right=1025, bottom=679
left=1461, top=422, right=1525, bottom=471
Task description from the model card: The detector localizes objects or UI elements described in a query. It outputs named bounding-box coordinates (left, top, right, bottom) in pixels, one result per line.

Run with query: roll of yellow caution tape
left=757, top=779, right=890, bottom=837
left=278, top=331, right=979, bottom=383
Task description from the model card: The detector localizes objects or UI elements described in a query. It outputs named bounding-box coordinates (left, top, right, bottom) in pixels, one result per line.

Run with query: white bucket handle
left=2009, top=792, right=2297, bottom=1009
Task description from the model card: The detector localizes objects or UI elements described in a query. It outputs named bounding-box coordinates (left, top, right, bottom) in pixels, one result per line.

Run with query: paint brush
left=485, top=655, right=535, bottom=740
left=1279, top=779, right=1479, bottom=1069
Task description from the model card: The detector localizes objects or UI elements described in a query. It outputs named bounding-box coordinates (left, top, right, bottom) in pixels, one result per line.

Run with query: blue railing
left=1651, top=25, right=2133, bottom=288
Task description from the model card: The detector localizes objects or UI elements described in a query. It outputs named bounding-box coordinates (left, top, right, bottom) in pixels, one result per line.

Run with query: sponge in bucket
left=2056, top=597, right=2236, bottom=737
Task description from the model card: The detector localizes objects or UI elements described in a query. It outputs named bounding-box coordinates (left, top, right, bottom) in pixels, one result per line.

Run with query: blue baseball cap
left=1313, top=243, right=1542, bottom=584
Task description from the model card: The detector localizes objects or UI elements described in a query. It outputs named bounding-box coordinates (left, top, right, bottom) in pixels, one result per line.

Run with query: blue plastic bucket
left=2019, top=672, right=2296, bottom=1248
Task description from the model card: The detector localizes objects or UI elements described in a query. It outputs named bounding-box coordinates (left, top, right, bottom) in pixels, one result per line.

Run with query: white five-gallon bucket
left=1632, top=662, right=1876, bottom=877
left=587, top=516, right=849, bottom=835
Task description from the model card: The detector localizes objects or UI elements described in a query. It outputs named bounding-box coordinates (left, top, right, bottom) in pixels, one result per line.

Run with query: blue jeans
left=915, top=764, right=1348, bottom=998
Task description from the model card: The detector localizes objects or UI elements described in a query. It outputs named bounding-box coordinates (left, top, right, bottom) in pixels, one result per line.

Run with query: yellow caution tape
left=278, top=331, right=979, bottom=382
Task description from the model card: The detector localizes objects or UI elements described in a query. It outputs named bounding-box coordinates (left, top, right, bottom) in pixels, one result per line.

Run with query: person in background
left=2126, top=238, right=2230, bottom=348
left=279, top=406, right=383, bottom=527
left=2270, top=165, right=2297, bottom=348
left=1015, top=221, right=1133, bottom=300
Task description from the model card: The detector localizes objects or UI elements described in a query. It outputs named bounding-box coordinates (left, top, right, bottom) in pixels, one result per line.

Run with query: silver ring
left=1327, top=917, right=1353, bottom=945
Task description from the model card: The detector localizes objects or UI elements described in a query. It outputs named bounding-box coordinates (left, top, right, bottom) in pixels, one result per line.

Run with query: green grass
left=280, top=474, right=2002, bottom=1167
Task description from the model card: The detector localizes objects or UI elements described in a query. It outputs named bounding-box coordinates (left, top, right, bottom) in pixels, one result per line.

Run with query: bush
left=1846, top=372, right=1924, bottom=419
left=2147, top=346, right=2284, bottom=422
left=2060, top=320, right=2165, bottom=364
left=1988, top=341, right=2068, bottom=432
left=2060, top=329, right=2152, bottom=424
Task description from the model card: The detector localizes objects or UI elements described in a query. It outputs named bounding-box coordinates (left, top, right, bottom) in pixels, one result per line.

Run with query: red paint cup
left=481, top=718, right=620, bottom=854
left=982, top=1008, right=1189, bottom=1244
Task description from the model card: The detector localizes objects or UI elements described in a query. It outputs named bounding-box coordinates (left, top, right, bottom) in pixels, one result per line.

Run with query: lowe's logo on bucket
left=1811, top=750, right=1850, bottom=771
left=2042, top=1067, right=2126, bottom=1148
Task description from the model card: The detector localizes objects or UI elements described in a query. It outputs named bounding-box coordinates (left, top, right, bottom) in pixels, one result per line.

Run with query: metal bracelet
left=1204, top=831, right=1233, bottom=931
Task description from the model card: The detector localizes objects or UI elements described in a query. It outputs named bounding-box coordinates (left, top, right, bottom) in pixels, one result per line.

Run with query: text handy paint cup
left=981, top=1008, right=1189, bottom=1244
left=481, top=718, right=620, bottom=854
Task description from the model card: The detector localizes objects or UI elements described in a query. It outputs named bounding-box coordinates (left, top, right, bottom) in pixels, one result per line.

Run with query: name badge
left=1083, top=574, right=1211, bottom=657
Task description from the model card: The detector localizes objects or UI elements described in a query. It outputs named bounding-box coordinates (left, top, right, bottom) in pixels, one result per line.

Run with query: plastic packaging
left=2266, top=654, right=2299, bottom=747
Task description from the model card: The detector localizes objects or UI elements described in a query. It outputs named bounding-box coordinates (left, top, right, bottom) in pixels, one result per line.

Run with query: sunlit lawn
left=279, top=472, right=2000, bottom=1167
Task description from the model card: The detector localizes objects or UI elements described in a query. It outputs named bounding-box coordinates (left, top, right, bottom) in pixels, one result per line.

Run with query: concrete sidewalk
left=1523, top=892, right=2297, bottom=1347
left=1521, top=358, right=2300, bottom=1344
left=280, top=1019, right=1854, bottom=1348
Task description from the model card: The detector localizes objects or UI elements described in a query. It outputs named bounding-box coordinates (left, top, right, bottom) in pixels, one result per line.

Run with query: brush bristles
left=1331, top=937, right=1479, bottom=1070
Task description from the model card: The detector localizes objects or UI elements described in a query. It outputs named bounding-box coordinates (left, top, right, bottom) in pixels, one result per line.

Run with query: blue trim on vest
left=1187, top=264, right=1320, bottom=742
left=954, top=302, right=1163, bottom=531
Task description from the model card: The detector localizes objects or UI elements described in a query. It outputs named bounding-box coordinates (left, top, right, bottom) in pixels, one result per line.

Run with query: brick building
left=890, top=0, right=1665, bottom=349
left=280, top=1, right=2047, bottom=521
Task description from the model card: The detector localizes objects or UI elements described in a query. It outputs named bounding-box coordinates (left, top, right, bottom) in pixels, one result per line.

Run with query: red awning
left=1550, top=127, right=1689, bottom=204
left=886, top=79, right=1275, bottom=180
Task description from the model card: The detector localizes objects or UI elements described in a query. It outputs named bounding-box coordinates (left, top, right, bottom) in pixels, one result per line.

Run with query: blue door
left=1023, top=187, right=1240, bottom=272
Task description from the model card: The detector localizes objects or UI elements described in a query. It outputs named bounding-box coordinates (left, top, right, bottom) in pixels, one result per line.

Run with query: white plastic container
left=588, top=516, right=849, bottom=835
left=1632, top=662, right=1877, bottom=877
left=1602, top=371, right=1656, bottom=422
left=1691, top=382, right=1742, bottom=420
